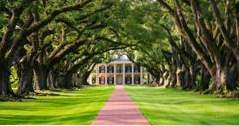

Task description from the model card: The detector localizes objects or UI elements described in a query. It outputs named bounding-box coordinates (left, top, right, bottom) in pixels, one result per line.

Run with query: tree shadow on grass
left=145, top=109, right=239, bottom=125
left=0, top=112, right=98, bottom=125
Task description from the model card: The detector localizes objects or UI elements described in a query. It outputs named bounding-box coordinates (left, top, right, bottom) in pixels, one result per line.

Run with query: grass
left=125, top=85, right=239, bottom=125
left=0, top=86, right=114, bottom=125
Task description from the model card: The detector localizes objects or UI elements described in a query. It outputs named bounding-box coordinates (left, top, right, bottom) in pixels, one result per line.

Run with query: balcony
left=116, top=66, right=123, bottom=73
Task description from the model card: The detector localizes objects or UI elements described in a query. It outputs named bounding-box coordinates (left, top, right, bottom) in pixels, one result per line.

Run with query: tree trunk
left=0, top=61, right=14, bottom=97
left=200, top=68, right=211, bottom=91
left=16, top=66, right=34, bottom=97
left=210, top=65, right=237, bottom=94
left=81, top=72, right=91, bottom=85
left=222, top=66, right=237, bottom=91
left=183, top=69, right=190, bottom=90
left=47, top=70, right=57, bottom=89
left=169, top=72, right=177, bottom=87
left=54, top=74, right=64, bottom=88
left=34, top=67, right=48, bottom=90
left=176, top=68, right=184, bottom=88
left=189, top=65, right=196, bottom=89
left=63, top=73, right=73, bottom=89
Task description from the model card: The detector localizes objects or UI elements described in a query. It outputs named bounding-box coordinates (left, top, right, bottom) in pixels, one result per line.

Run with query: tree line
left=0, top=0, right=135, bottom=99
left=1, top=0, right=239, bottom=99
left=133, top=0, right=239, bottom=97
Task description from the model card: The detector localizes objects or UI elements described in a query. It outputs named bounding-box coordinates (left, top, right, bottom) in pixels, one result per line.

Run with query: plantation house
left=88, top=55, right=152, bottom=85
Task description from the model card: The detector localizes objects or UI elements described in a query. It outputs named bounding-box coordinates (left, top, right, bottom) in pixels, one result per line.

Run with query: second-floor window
left=134, top=66, right=140, bottom=72
left=125, top=66, right=132, bottom=73
left=107, top=66, right=114, bottom=73
left=99, top=66, right=105, bottom=73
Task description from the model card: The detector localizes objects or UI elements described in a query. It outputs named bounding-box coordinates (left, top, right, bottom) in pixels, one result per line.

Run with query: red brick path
left=92, top=85, right=150, bottom=125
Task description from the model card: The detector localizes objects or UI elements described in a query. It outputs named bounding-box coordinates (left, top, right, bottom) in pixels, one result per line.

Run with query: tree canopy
left=0, top=0, right=239, bottom=99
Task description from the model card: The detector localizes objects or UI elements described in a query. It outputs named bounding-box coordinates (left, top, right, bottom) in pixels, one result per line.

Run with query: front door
left=116, top=76, right=123, bottom=85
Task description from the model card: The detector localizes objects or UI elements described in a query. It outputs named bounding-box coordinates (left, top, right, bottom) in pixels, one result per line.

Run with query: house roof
left=112, top=54, right=130, bottom=61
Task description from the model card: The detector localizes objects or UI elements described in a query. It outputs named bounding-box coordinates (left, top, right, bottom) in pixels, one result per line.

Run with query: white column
left=123, top=63, right=125, bottom=85
left=140, top=66, right=143, bottom=84
left=105, top=64, right=107, bottom=85
left=114, top=63, right=116, bottom=85
left=96, top=64, right=99, bottom=85
left=131, top=63, right=134, bottom=85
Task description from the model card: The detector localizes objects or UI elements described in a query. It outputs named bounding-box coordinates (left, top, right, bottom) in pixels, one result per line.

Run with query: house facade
left=88, top=55, right=151, bottom=85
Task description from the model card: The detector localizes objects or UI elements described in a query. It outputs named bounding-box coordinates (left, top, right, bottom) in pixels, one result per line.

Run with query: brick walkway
left=92, top=85, right=150, bottom=125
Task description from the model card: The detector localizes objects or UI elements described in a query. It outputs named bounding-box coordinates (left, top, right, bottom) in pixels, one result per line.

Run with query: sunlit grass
left=0, top=86, right=114, bottom=125
left=125, top=85, right=239, bottom=125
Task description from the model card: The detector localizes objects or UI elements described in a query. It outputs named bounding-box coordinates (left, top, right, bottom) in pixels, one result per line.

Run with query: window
left=125, top=77, right=132, bottom=84
left=107, top=66, right=114, bottom=73
left=134, top=66, right=140, bottom=72
left=107, top=77, right=114, bottom=84
left=99, top=77, right=105, bottom=84
left=99, top=66, right=105, bottom=73
left=134, top=76, right=140, bottom=84
left=125, top=66, right=132, bottom=73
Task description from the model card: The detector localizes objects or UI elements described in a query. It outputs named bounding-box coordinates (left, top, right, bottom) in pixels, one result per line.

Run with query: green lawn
left=125, top=86, right=239, bottom=125
left=0, top=86, right=114, bottom=125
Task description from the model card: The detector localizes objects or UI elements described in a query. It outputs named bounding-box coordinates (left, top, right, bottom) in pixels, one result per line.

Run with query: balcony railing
left=98, top=66, right=142, bottom=73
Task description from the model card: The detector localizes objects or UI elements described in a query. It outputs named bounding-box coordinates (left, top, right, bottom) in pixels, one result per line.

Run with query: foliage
left=9, top=67, right=19, bottom=89
left=0, top=0, right=239, bottom=98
